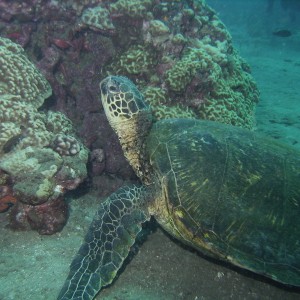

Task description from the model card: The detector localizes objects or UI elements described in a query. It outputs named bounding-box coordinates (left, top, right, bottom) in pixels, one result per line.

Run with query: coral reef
left=51, top=0, right=104, bottom=16
left=106, top=0, right=259, bottom=128
left=109, top=45, right=157, bottom=76
left=0, top=0, right=259, bottom=231
left=110, top=0, right=154, bottom=18
left=164, top=48, right=205, bottom=93
left=0, top=37, right=86, bottom=156
left=0, top=37, right=51, bottom=108
left=148, top=20, right=170, bottom=36
left=0, top=146, right=87, bottom=205
left=51, top=134, right=81, bottom=156
left=79, top=5, right=115, bottom=34
left=0, top=37, right=88, bottom=234
left=142, top=86, right=196, bottom=120
left=0, top=37, right=52, bottom=154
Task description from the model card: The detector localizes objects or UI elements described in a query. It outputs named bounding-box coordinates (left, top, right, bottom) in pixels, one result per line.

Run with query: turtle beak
left=100, top=81, right=107, bottom=95
left=100, top=77, right=111, bottom=97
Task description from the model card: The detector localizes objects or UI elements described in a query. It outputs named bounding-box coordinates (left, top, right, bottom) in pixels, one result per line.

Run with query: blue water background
left=207, top=0, right=300, bottom=148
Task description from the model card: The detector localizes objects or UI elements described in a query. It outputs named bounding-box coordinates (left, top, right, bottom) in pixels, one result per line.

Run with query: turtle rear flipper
left=58, top=185, right=151, bottom=300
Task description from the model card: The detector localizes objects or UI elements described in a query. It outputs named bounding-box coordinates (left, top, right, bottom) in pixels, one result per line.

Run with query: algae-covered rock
left=142, top=86, right=196, bottom=120
left=80, top=5, right=115, bottom=34
left=0, top=37, right=76, bottom=155
left=0, top=37, right=51, bottom=108
left=0, top=37, right=89, bottom=234
left=110, top=0, right=154, bottom=18
left=149, top=20, right=170, bottom=36
left=164, top=42, right=257, bottom=128
left=109, top=44, right=157, bottom=76
left=0, top=148, right=63, bottom=205
left=103, top=0, right=259, bottom=129
left=164, top=48, right=205, bottom=93
left=0, top=146, right=88, bottom=205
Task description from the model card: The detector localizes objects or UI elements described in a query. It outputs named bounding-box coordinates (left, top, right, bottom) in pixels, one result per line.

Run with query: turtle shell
left=146, top=118, right=300, bottom=286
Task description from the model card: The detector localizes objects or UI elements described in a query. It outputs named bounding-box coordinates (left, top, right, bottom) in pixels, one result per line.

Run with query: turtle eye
left=108, top=84, right=118, bottom=93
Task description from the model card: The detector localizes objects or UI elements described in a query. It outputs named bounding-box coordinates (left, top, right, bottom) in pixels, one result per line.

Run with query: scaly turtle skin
left=58, top=76, right=300, bottom=299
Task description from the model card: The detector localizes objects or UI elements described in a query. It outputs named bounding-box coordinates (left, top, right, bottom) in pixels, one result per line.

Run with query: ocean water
left=207, top=0, right=300, bottom=148
left=0, top=1, right=300, bottom=300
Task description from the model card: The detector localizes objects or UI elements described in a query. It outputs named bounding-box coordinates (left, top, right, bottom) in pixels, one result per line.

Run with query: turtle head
left=100, top=76, right=153, bottom=183
left=100, top=76, right=151, bottom=128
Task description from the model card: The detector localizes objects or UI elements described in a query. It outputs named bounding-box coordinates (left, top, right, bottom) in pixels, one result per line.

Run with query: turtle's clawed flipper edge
left=58, top=185, right=151, bottom=300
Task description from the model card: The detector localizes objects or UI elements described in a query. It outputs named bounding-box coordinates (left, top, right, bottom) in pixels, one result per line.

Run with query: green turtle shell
left=146, top=118, right=300, bottom=286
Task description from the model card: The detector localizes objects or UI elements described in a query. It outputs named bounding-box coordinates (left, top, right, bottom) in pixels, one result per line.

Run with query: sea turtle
left=58, top=76, right=300, bottom=299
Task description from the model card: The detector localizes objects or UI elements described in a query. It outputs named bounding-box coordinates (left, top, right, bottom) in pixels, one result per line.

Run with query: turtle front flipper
left=58, top=184, right=151, bottom=300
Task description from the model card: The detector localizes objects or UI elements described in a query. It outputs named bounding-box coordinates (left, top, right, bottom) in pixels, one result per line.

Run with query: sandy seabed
left=1, top=20, right=300, bottom=300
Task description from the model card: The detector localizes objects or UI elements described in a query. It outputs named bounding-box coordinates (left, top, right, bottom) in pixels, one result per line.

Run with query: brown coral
left=0, top=37, right=51, bottom=108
